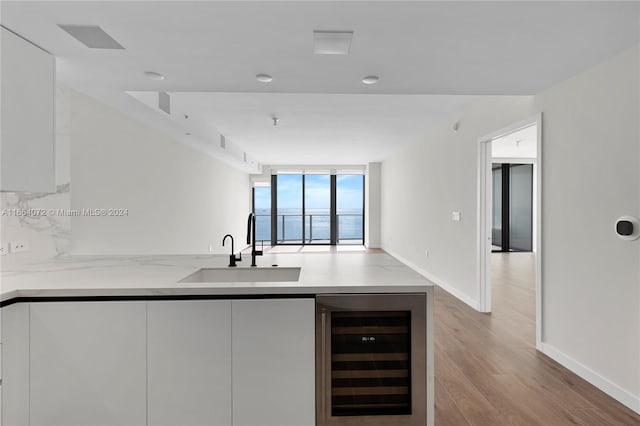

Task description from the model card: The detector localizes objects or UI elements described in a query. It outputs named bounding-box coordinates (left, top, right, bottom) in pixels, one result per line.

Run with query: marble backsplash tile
left=1, top=184, right=71, bottom=266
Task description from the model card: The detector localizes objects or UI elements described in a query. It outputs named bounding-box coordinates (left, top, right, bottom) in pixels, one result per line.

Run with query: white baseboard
left=539, top=342, right=640, bottom=415
left=383, top=248, right=640, bottom=415
left=383, top=248, right=480, bottom=311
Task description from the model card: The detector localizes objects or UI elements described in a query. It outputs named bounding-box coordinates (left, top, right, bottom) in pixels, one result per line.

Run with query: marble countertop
left=0, top=252, right=433, bottom=303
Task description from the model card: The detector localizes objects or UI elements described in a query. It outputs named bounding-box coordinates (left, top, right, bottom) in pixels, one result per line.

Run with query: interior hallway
left=434, top=253, right=640, bottom=425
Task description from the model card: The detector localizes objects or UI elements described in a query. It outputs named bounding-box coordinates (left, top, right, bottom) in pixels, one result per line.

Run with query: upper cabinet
left=1, top=27, right=55, bottom=193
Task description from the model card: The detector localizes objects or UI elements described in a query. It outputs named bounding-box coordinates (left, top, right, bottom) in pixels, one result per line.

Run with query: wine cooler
left=316, top=294, right=427, bottom=426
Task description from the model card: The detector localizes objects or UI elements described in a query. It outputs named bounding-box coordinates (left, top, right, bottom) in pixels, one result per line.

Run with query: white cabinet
left=232, top=299, right=315, bottom=426
left=147, top=301, right=232, bottom=426
left=2, top=297, right=315, bottom=426
left=1, top=304, right=30, bottom=426
left=29, top=302, right=147, bottom=426
left=1, top=27, right=55, bottom=192
left=147, top=298, right=315, bottom=426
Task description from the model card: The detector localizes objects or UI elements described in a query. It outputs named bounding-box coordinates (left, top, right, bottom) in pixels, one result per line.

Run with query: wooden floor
left=242, top=244, right=383, bottom=254
left=434, top=252, right=640, bottom=426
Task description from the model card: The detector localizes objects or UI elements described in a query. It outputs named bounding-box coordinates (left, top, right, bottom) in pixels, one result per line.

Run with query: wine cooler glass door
left=316, top=294, right=426, bottom=426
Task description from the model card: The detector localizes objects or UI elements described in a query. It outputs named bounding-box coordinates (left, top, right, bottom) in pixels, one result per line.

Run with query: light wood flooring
left=242, top=244, right=383, bottom=254
left=434, top=252, right=640, bottom=425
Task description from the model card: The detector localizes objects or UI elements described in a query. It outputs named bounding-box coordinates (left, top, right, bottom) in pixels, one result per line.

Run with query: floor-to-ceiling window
left=336, top=174, right=364, bottom=245
left=492, top=165, right=503, bottom=249
left=253, top=184, right=271, bottom=243
left=253, top=171, right=365, bottom=246
left=492, top=163, right=533, bottom=252
left=276, top=174, right=303, bottom=244
left=304, top=174, right=331, bottom=244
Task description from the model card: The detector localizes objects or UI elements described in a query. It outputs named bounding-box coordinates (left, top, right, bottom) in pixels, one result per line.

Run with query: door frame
left=477, top=113, right=543, bottom=350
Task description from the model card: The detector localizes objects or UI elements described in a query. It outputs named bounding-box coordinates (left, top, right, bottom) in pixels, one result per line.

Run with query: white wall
left=365, top=162, right=381, bottom=248
left=381, top=96, right=535, bottom=306
left=381, top=44, right=640, bottom=411
left=534, top=44, right=639, bottom=409
left=70, top=88, right=251, bottom=255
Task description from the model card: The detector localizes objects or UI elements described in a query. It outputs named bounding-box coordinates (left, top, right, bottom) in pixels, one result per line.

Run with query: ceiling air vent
left=58, top=25, right=124, bottom=49
left=313, top=30, right=353, bottom=55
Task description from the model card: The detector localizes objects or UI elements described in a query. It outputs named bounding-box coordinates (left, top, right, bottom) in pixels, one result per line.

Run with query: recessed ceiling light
left=145, top=71, right=165, bottom=80
left=362, top=75, right=379, bottom=85
left=256, top=73, right=273, bottom=83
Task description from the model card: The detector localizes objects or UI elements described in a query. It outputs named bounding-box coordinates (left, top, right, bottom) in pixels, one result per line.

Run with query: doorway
left=478, top=115, right=542, bottom=349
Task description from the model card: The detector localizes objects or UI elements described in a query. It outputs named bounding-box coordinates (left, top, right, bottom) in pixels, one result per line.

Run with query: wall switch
left=424, top=249, right=429, bottom=259
left=451, top=211, right=461, bottom=221
left=9, top=240, right=29, bottom=253
left=0, top=243, right=9, bottom=256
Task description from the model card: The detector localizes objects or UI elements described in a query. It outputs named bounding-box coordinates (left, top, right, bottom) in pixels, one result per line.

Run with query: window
left=304, top=174, right=331, bottom=243
left=253, top=185, right=271, bottom=243
left=276, top=174, right=303, bottom=243
left=492, top=163, right=533, bottom=252
left=336, top=174, right=364, bottom=245
left=252, top=172, right=365, bottom=246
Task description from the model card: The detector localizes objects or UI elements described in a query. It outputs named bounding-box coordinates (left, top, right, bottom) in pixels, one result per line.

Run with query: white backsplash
left=1, top=184, right=71, bottom=264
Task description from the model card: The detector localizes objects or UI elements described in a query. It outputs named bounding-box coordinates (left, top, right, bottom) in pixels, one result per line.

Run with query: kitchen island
left=1, top=252, right=434, bottom=426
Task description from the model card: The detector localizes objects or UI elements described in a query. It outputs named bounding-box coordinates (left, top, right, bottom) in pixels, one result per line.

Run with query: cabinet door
left=30, top=302, right=147, bottom=426
left=1, top=27, right=55, bottom=192
left=232, top=299, right=315, bottom=426
left=147, top=300, right=232, bottom=426
left=1, top=304, right=30, bottom=426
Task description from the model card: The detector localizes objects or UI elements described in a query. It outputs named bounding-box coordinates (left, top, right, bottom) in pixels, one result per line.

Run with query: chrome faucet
left=246, top=213, right=263, bottom=267
left=222, top=234, right=241, bottom=267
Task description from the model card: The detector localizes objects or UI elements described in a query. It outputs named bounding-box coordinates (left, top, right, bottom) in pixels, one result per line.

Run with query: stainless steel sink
left=179, top=267, right=301, bottom=283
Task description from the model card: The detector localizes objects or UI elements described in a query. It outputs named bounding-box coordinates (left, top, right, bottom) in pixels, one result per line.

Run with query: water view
left=255, top=208, right=363, bottom=243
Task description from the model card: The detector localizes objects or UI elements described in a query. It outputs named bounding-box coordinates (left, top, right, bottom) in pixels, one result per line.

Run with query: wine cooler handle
left=321, top=309, right=327, bottom=421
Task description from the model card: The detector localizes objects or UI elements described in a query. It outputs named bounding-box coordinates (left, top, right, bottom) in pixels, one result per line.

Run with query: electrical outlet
left=451, top=211, right=461, bottom=221
left=0, top=243, right=9, bottom=256
left=9, top=240, right=29, bottom=253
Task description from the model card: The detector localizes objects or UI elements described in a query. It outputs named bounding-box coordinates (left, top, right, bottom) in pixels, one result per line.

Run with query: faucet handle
left=234, top=251, right=242, bottom=262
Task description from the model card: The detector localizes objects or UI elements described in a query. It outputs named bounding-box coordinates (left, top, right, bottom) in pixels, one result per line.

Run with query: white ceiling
left=2, top=1, right=639, bottom=168
left=492, top=124, right=537, bottom=160
left=135, top=91, right=475, bottom=164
